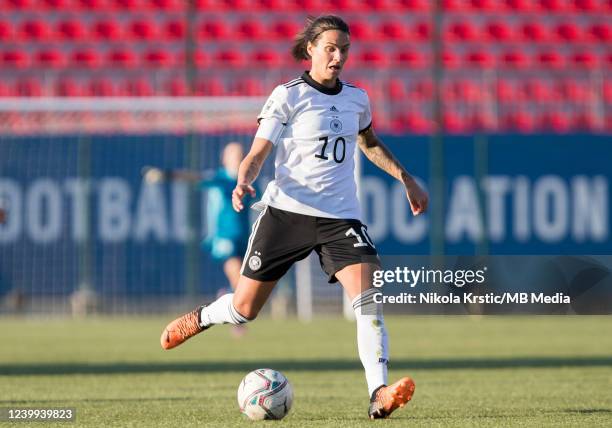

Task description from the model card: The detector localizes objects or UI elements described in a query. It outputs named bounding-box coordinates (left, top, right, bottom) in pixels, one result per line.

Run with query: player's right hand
left=232, top=184, right=256, bottom=212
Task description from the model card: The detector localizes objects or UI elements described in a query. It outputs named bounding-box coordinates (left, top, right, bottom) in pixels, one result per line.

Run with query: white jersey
left=255, top=71, right=372, bottom=220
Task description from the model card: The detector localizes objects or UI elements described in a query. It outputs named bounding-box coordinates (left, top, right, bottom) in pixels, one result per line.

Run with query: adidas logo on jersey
left=330, top=106, right=339, bottom=112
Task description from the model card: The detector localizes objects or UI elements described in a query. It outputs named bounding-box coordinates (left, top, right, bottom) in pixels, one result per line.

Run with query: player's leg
left=161, top=206, right=313, bottom=350
left=335, top=263, right=415, bottom=419
left=160, top=276, right=276, bottom=350
left=223, top=256, right=249, bottom=337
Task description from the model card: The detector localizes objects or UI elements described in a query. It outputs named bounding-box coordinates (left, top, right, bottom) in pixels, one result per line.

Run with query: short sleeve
left=257, top=85, right=291, bottom=124
left=358, top=91, right=372, bottom=134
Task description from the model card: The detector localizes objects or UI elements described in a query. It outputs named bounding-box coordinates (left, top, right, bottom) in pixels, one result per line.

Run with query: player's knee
left=232, top=300, right=259, bottom=321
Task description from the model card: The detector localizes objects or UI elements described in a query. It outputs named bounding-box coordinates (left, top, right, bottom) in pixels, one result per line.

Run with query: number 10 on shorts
left=345, top=227, right=375, bottom=248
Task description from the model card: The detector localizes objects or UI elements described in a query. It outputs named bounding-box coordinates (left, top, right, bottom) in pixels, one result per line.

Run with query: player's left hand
left=403, top=177, right=428, bottom=215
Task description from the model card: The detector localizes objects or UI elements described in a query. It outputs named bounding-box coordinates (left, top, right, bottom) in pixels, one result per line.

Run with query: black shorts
left=241, top=205, right=380, bottom=283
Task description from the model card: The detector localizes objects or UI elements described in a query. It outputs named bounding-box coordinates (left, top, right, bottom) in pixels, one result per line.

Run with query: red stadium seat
left=55, top=78, right=81, bottom=97
left=107, top=49, right=137, bottom=68
left=539, top=0, right=564, bottom=11
left=164, top=20, right=185, bottom=40
left=504, top=0, right=533, bottom=11
left=386, top=78, right=408, bottom=101
left=521, top=79, right=552, bottom=102
left=57, top=20, right=86, bottom=40
left=121, top=78, right=154, bottom=97
left=233, top=78, right=265, bottom=96
left=414, top=21, right=431, bottom=40
left=603, top=81, right=612, bottom=103
left=587, top=23, right=610, bottom=43
left=465, top=50, right=495, bottom=69
left=496, top=79, right=517, bottom=103
left=443, top=111, right=467, bottom=133
left=350, top=21, right=374, bottom=40
left=605, top=52, right=612, bottom=69
left=195, top=78, right=226, bottom=96
left=34, top=49, right=66, bottom=68
left=359, top=0, right=395, bottom=10
left=572, top=112, right=598, bottom=132
left=469, top=112, right=495, bottom=131
left=214, top=49, right=245, bottom=68
left=71, top=49, right=101, bottom=68
left=128, top=20, right=157, bottom=40
left=484, top=21, right=513, bottom=41
left=271, top=21, right=299, bottom=39
left=446, top=21, right=478, bottom=41
left=501, top=111, right=535, bottom=132
left=571, top=51, right=598, bottom=69
left=0, top=21, right=13, bottom=41
left=251, top=49, right=282, bottom=67
left=143, top=49, right=175, bottom=68
left=163, top=78, right=189, bottom=96
left=441, top=50, right=461, bottom=69
left=20, top=20, right=51, bottom=40
left=442, top=0, right=462, bottom=10
left=554, top=23, right=581, bottom=42
left=396, top=0, right=429, bottom=10
left=574, top=0, right=600, bottom=10
left=500, top=50, right=529, bottom=69
left=192, top=50, right=209, bottom=67
left=112, top=0, right=143, bottom=9
left=555, top=79, right=590, bottom=102
left=400, top=112, right=430, bottom=133
left=198, top=21, right=228, bottom=40
left=87, top=78, right=115, bottom=96
left=151, top=0, right=184, bottom=9
left=538, top=111, right=571, bottom=133
left=413, top=79, right=433, bottom=100
left=320, top=0, right=354, bottom=9
left=40, top=0, right=70, bottom=9
left=92, top=20, right=122, bottom=40
left=356, top=50, right=388, bottom=68
left=2, top=50, right=29, bottom=68
left=536, top=51, right=564, bottom=69
left=292, top=0, right=324, bottom=11
left=236, top=20, right=266, bottom=39
left=394, top=48, right=428, bottom=68
left=379, top=20, right=409, bottom=40
left=16, top=79, right=42, bottom=97
left=4, top=0, right=32, bottom=9
left=470, top=0, right=496, bottom=9
left=75, top=0, right=106, bottom=9
left=520, top=22, right=548, bottom=42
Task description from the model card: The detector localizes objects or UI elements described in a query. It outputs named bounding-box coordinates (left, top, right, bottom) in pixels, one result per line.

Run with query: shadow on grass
left=1, top=356, right=611, bottom=376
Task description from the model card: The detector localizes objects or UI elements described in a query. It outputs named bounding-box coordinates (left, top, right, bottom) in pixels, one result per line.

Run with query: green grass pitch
left=1, top=316, right=611, bottom=427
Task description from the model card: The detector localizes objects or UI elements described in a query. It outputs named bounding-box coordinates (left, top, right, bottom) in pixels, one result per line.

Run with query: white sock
left=199, top=293, right=249, bottom=328
left=352, top=288, right=389, bottom=397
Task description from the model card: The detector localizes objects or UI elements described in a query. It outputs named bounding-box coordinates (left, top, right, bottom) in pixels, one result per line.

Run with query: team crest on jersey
left=249, top=251, right=262, bottom=271
left=330, top=118, right=343, bottom=133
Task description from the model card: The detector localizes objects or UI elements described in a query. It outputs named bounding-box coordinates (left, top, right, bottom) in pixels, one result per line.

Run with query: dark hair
left=291, top=15, right=350, bottom=61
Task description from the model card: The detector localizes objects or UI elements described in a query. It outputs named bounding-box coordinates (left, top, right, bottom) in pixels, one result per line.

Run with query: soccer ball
left=237, top=368, right=293, bottom=420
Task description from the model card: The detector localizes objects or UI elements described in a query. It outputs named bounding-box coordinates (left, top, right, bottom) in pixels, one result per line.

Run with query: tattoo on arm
left=357, top=129, right=409, bottom=182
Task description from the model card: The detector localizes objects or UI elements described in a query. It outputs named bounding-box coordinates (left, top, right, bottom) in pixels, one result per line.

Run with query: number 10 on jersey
left=315, top=136, right=346, bottom=163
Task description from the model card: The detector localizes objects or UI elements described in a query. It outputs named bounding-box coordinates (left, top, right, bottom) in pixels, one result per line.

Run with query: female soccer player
left=161, top=15, right=428, bottom=419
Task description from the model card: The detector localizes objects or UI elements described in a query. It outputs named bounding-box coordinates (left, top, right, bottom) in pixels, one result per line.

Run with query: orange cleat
left=368, top=377, right=416, bottom=419
left=160, top=306, right=207, bottom=350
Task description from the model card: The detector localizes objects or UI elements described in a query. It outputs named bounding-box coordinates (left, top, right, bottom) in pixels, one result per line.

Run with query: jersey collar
left=301, top=71, right=343, bottom=95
